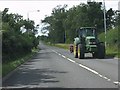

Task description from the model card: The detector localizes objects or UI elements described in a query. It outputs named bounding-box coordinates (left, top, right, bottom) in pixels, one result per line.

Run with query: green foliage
left=42, top=2, right=117, bottom=44
left=39, top=35, right=49, bottom=42
left=41, top=2, right=119, bottom=57
left=98, top=28, right=119, bottom=57
left=2, top=8, right=39, bottom=63
left=42, top=5, right=67, bottom=43
left=98, top=28, right=118, bottom=46
left=106, top=8, right=115, bottom=29
left=54, top=44, right=69, bottom=50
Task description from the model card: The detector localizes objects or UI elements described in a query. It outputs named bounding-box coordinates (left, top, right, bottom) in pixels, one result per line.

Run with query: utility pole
left=103, top=0, right=107, bottom=48
left=27, top=10, right=40, bottom=21
left=87, top=0, right=91, bottom=2
left=118, top=0, right=120, bottom=11
left=87, top=0, right=106, bottom=47
left=87, top=0, right=91, bottom=4
left=27, top=10, right=40, bottom=34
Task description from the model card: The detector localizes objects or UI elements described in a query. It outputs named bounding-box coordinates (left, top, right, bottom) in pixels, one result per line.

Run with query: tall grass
left=54, top=44, right=70, bottom=50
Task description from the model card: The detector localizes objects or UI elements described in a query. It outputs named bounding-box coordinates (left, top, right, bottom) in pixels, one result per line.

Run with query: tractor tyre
left=97, top=43, right=105, bottom=59
left=74, top=45, right=78, bottom=58
left=78, top=44, right=84, bottom=59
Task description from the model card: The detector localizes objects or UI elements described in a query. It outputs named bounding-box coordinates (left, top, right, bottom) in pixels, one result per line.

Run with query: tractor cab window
left=79, top=28, right=95, bottom=37
left=82, top=30, right=86, bottom=37
left=78, top=28, right=96, bottom=39
left=85, top=28, right=95, bottom=36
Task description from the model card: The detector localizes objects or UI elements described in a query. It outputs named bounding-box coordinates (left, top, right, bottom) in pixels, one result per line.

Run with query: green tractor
left=73, top=27, right=105, bottom=59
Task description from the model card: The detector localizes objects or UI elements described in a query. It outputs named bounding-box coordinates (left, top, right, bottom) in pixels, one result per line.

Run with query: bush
left=98, top=28, right=118, bottom=46
left=98, top=28, right=118, bottom=57
left=2, top=8, right=39, bottom=63
left=2, top=30, right=39, bottom=63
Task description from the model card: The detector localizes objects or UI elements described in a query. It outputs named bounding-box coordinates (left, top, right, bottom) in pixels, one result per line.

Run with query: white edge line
left=61, top=55, right=66, bottom=58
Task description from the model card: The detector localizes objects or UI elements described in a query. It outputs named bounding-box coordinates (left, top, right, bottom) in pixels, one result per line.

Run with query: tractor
left=71, top=27, right=105, bottom=59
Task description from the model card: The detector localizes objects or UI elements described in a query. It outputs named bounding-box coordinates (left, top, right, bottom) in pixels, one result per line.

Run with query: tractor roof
left=80, top=27, right=96, bottom=30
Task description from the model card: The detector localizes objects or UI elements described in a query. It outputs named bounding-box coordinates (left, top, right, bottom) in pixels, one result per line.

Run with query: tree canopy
left=41, top=2, right=117, bottom=43
left=2, top=8, right=39, bottom=63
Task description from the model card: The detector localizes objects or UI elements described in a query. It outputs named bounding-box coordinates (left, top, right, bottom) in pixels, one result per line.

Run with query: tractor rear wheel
left=97, top=43, right=105, bottom=59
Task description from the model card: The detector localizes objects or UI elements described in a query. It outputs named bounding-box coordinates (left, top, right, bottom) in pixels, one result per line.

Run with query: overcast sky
left=0, top=0, right=119, bottom=36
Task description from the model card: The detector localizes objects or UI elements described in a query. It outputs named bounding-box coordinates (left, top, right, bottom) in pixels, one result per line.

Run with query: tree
left=2, top=8, right=39, bottom=62
left=41, top=2, right=117, bottom=44
left=106, top=8, right=115, bottom=29
left=42, top=5, right=67, bottom=43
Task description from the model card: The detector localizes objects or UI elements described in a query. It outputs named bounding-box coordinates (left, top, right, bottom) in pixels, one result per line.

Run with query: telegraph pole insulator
left=119, top=1, right=120, bottom=11
left=87, top=0, right=91, bottom=2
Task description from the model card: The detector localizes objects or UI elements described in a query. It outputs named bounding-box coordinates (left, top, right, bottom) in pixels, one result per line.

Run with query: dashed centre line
left=52, top=50, right=120, bottom=86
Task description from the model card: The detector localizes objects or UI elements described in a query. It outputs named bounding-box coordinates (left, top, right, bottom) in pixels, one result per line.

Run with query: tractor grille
left=90, top=46, right=97, bottom=52
left=90, top=39, right=96, bottom=45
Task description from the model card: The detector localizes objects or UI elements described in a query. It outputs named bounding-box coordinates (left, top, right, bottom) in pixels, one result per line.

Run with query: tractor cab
left=76, top=27, right=98, bottom=45
left=78, top=27, right=96, bottom=38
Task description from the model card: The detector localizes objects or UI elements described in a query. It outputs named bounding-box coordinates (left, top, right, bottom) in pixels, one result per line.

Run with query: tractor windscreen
left=79, top=28, right=96, bottom=37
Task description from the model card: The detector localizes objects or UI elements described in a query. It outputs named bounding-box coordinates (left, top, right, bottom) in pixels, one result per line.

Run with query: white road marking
left=61, top=55, right=66, bottom=58
left=98, top=74, right=103, bottom=77
left=58, top=53, right=61, bottom=56
left=107, top=79, right=111, bottom=81
left=78, top=64, right=99, bottom=75
left=103, top=76, right=108, bottom=80
left=67, top=58, right=75, bottom=63
left=52, top=50, right=119, bottom=86
left=113, top=81, right=120, bottom=85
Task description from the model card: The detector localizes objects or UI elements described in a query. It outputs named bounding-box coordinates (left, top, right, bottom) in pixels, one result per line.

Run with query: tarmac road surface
left=2, top=42, right=119, bottom=88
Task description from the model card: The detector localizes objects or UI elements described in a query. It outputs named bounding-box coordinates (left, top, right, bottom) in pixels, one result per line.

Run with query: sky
left=0, top=0, right=119, bottom=36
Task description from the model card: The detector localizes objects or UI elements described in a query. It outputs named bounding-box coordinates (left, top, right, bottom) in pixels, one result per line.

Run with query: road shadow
left=3, top=67, right=67, bottom=87
left=32, top=51, right=54, bottom=60
left=76, top=54, right=117, bottom=60
left=3, top=48, right=68, bottom=87
left=80, top=56, right=115, bottom=60
left=20, top=52, right=52, bottom=66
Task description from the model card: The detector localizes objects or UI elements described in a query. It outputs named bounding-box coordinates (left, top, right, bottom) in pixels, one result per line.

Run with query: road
left=2, top=42, right=119, bottom=89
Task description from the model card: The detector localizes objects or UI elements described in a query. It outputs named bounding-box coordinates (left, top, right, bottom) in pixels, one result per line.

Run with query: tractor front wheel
left=78, top=44, right=84, bottom=59
left=92, top=52, right=97, bottom=58
left=74, top=45, right=78, bottom=58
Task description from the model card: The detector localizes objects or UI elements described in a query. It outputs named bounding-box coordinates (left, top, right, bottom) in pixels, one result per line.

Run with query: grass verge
left=2, top=49, right=39, bottom=77
left=54, top=43, right=70, bottom=50
left=106, top=45, right=119, bottom=58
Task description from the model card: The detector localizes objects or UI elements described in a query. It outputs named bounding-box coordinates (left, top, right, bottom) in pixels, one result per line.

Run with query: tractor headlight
left=89, top=39, right=96, bottom=45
